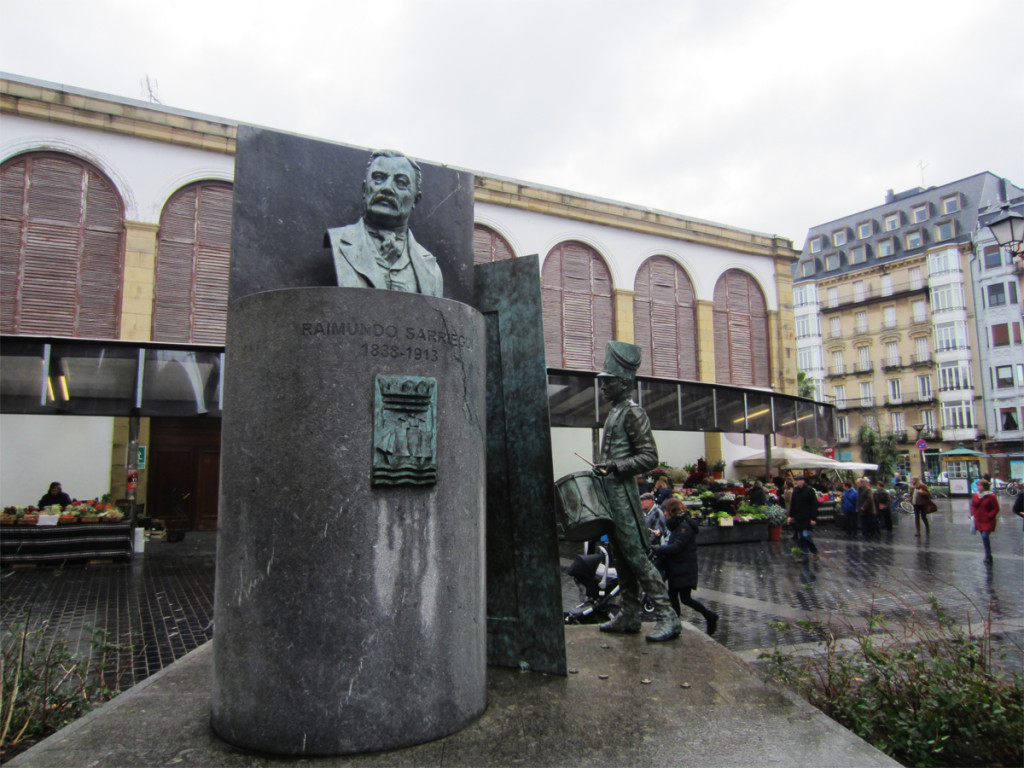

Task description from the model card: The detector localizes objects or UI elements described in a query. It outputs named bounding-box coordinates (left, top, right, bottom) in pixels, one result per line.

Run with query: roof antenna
left=917, top=159, right=929, bottom=187
left=141, top=75, right=161, bottom=104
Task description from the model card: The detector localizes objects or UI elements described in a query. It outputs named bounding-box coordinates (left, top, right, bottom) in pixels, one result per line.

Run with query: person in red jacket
left=970, top=478, right=1000, bottom=564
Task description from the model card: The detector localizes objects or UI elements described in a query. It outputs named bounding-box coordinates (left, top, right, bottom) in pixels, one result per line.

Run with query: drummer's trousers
left=606, top=499, right=675, bottom=622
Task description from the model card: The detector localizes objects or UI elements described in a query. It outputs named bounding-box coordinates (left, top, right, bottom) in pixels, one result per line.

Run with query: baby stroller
left=564, top=545, right=656, bottom=624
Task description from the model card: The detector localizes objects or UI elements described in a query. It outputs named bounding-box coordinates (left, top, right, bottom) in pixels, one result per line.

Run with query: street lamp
left=913, top=423, right=929, bottom=481
left=979, top=200, right=1024, bottom=263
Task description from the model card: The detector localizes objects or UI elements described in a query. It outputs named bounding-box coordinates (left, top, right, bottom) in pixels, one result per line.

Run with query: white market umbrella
left=733, top=447, right=833, bottom=468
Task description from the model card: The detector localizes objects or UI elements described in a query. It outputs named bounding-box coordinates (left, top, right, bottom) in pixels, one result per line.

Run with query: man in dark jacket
left=38, top=481, right=72, bottom=508
left=857, top=477, right=879, bottom=539
left=788, top=475, right=819, bottom=562
left=650, top=497, right=718, bottom=635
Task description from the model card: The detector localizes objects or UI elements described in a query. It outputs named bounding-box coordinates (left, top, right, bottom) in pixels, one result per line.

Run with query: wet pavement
left=2, top=496, right=1022, bottom=691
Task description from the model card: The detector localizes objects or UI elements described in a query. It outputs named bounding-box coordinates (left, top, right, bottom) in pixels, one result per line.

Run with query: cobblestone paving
left=2, top=497, right=1021, bottom=694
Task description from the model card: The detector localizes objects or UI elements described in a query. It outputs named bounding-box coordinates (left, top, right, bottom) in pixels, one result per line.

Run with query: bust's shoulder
left=325, top=220, right=367, bottom=247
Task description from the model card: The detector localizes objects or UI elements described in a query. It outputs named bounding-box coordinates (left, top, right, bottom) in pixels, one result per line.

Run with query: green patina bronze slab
left=372, top=375, right=438, bottom=486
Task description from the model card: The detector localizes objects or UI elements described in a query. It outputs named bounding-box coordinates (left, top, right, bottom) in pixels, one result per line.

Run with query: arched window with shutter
left=473, top=223, right=515, bottom=264
left=712, top=269, right=770, bottom=387
left=541, top=240, right=614, bottom=371
left=633, top=256, right=698, bottom=380
left=1, top=152, right=125, bottom=339
left=153, top=182, right=233, bottom=344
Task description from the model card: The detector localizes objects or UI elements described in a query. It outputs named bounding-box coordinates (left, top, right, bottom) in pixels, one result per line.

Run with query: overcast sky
left=2, top=0, right=1022, bottom=244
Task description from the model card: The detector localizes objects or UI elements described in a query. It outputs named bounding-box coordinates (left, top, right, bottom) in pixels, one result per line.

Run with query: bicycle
left=997, top=480, right=1021, bottom=498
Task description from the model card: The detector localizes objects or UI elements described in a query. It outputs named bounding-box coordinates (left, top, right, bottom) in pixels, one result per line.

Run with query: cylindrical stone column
left=211, top=287, right=487, bottom=755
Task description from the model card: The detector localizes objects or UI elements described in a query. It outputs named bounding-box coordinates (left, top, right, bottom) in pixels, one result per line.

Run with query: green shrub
left=1, top=616, right=128, bottom=761
left=761, top=596, right=1023, bottom=767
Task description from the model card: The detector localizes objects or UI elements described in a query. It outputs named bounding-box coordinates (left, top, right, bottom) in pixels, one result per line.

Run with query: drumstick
left=574, top=452, right=595, bottom=467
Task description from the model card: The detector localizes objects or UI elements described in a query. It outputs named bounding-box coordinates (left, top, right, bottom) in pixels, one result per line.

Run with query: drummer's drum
left=554, top=471, right=615, bottom=542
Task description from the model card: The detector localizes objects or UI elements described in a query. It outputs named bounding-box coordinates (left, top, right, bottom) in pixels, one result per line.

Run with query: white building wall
left=475, top=201, right=780, bottom=309
left=1, top=415, right=115, bottom=506
left=0, top=114, right=234, bottom=222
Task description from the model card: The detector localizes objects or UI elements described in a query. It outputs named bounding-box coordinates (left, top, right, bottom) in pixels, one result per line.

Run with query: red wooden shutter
left=153, top=182, right=233, bottom=344
left=0, top=153, right=124, bottom=338
left=541, top=241, right=614, bottom=370
left=712, top=270, right=770, bottom=386
left=634, top=256, right=697, bottom=379
left=472, top=224, right=515, bottom=264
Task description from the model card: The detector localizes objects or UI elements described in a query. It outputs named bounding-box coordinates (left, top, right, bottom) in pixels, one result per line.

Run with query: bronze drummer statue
left=592, top=341, right=681, bottom=642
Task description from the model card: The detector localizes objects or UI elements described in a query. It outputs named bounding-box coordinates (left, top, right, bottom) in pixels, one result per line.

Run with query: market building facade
left=1, top=73, right=825, bottom=529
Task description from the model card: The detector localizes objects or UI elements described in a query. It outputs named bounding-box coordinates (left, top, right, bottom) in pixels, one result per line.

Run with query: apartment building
left=793, top=173, right=1024, bottom=480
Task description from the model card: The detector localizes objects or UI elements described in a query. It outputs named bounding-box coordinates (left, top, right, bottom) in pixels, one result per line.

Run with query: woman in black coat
left=650, top=498, right=718, bottom=635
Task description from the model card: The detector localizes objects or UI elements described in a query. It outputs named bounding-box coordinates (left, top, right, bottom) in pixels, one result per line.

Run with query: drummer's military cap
left=597, top=340, right=642, bottom=380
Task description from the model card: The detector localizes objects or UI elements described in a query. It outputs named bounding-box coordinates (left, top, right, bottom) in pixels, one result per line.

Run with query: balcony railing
left=850, top=396, right=875, bottom=408
left=827, top=365, right=846, bottom=377
left=911, top=354, right=932, bottom=366
left=853, top=361, right=874, bottom=374
left=881, top=356, right=902, bottom=370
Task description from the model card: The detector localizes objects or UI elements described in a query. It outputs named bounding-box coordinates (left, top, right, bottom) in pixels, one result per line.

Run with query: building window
left=473, top=224, right=516, bottom=264
left=989, top=322, right=1022, bottom=347
left=881, top=274, right=893, bottom=295
left=850, top=245, right=867, bottom=264
left=987, top=283, right=1006, bottom=307
left=884, top=213, right=900, bottom=231
left=909, top=266, right=924, bottom=289
left=1001, top=407, right=1020, bottom=431
left=801, top=259, right=816, bottom=277
left=836, top=415, right=849, bottom=440
left=935, top=321, right=967, bottom=351
left=942, top=195, right=960, bottom=214
left=793, top=284, right=816, bottom=306
left=928, top=248, right=958, bottom=275
left=0, top=152, right=125, bottom=338
left=941, top=401, right=974, bottom=429
left=712, top=270, right=771, bottom=387
left=541, top=240, right=614, bottom=370
left=860, top=380, right=873, bottom=406
left=831, top=350, right=845, bottom=375
left=914, top=335, right=930, bottom=363
left=834, top=384, right=846, bottom=407
left=633, top=255, right=698, bottom=379
left=855, top=311, right=868, bottom=334
left=888, top=378, right=903, bottom=403
left=883, top=306, right=897, bottom=328
left=912, top=299, right=928, bottom=322
left=931, top=283, right=964, bottom=312
left=809, top=236, right=823, bottom=253
left=864, top=413, right=878, bottom=431
left=827, top=287, right=839, bottom=308
left=858, top=221, right=873, bottom=239
left=983, top=246, right=1004, bottom=269
left=905, top=230, right=924, bottom=250
left=833, top=230, right=848, bottom=247
left=878, top=238, right=895, bottom=257
left=921, top=409, right=935, bottom=430
left=885, top=341, right=899, bottom=366
left=995, top=365, right=1014, bottom=388
left=939, top=361, right=972, bottom=391
left=830, top=316, right=842, bottom=338
left=853, top=281, right=866, bottom=302
left=917, top=374, right=932, bottom=398
left=798, top=346, right=820, bottom=372
left=934, top=220, right=954, bottom=242
left=825, top=253, right=840, bottom=271
left=795, top=313, right=815, bottom=339
left=911, top=205, right=929, bottom=223
left=891, top=411, right=905, bottom=434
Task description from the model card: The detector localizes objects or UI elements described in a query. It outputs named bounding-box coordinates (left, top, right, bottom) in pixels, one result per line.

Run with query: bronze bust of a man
left=324, top=150, right=444, bottom=297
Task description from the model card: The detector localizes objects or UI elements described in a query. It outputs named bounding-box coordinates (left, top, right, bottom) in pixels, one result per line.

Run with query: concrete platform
left=9, top=624, right=897, bottom=767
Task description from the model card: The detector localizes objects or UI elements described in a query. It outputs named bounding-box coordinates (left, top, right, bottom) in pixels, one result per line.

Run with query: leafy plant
left=762, top=503, right=788, bottom=526
left=857, top=426, right=901, bottom=482
left=760, top=592, right=1023, bottom=767
left=1, top=615, right=129, bottom=761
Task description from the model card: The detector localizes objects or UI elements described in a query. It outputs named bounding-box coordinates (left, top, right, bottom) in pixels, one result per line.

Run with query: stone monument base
left=212, top=288, right=487, bottom=755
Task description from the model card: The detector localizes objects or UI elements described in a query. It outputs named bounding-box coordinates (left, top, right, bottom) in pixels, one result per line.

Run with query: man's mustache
left=371, top=192, right=399, bottom=208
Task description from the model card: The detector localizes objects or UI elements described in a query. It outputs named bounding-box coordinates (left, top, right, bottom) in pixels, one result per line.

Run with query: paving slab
left=9, top=624, right=897, bottom=767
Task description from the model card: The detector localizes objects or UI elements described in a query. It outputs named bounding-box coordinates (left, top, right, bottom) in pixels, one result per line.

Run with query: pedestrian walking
left=840, top=481, right=858, bottom=535
left=912, top=477, right=933, bottom=537
left=650, top=497, right=718, bottom=636
left=787, top=475, right=819, bottom=562
left=970, top=479, right=1000, bottom=564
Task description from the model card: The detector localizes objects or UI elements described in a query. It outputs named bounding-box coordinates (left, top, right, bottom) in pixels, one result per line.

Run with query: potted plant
left=711, top=460, right=726, bottom=479
left=763, top=503, right=788, bottom=541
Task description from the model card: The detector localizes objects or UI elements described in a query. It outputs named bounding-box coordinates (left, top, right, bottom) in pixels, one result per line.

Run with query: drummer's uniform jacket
left=598, top=398, right=659, bottom=544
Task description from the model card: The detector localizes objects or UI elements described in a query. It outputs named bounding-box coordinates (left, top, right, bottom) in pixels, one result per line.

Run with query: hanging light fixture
left=979, top=200, right=1024, bottom=261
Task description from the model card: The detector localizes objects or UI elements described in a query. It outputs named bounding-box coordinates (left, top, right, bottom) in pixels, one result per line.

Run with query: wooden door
left=148, top=418, right=222, bottom=530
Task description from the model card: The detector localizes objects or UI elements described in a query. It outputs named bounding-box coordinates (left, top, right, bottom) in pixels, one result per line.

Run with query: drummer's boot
left=600, top=593, right=641, bottom=634
left=645, top=612, right=682, bottom=642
